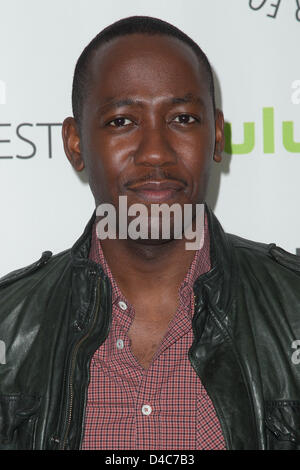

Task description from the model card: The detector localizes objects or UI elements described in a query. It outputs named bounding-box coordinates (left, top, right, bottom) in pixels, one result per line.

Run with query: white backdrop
left=0, top=0, right=299, bottom=277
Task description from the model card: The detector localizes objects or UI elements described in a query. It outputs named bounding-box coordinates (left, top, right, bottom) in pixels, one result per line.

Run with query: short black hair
left=72, top=16, right=216, bottom=124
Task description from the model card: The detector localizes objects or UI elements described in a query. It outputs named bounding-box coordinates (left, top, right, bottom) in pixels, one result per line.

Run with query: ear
left=213, top=109, right=224, bottom=163
left=62, top=117, right=85, bottom=171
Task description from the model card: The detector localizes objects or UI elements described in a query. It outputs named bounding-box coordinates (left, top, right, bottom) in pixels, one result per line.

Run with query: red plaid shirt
left=82, top=213, right=226, bottom=450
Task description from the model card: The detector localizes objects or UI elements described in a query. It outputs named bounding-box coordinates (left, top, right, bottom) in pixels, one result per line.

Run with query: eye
left=107, top=117, right=133, bottom=127
left=173, top=114, right=198, bottom=124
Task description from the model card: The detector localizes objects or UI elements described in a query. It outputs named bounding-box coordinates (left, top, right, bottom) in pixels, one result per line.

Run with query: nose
left=133, top=125, right=177, bottom=167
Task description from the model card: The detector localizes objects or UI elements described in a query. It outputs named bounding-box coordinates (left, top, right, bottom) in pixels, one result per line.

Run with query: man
left=1, top=16, right=300, bottom=451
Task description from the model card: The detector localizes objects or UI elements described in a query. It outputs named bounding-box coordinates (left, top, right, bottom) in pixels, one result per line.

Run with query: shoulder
left=227, top=232, right=300, bottom=277
left=0, top=248, right=72, bottom=290
left=0, top=248, right=74, bottom=329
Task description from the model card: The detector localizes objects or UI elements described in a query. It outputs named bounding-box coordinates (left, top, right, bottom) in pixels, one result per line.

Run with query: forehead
left=86, top=34, right=210, bottom=103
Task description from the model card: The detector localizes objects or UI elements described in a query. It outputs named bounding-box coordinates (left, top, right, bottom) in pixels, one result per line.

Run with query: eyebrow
left=171, top=93, right=204, bottom=106
left=97, top=93, right=204, bottom=113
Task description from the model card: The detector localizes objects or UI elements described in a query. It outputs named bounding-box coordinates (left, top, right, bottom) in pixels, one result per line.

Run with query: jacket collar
left=69, top=203, right=235, bottom=319
left=193, top=203, right=235, bottom=322
left=70, top=210, right=97, bottom=265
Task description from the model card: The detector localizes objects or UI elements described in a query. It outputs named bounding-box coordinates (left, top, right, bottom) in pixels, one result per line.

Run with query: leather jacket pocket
left=0, top=394, right=41, bottom=450
left=265, top=400, right=300, bottom=450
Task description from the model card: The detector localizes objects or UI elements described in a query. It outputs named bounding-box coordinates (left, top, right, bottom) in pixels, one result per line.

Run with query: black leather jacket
left=1, top=205, right=300, bottom=450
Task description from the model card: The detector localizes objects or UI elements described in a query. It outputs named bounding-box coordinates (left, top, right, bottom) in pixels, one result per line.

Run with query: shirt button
left=141, top=404, right=152, bottom=416
left=116, top=339, right=124, bottom=350
left=118, top=301, right=128, bottom=311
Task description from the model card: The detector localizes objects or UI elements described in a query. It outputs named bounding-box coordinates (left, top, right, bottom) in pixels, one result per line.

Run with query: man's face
left=63, top=33, right=224, bottom=235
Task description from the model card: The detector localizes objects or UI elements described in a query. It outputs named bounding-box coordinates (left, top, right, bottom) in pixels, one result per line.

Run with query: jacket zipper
left=60, top=275, right=102, bottom=450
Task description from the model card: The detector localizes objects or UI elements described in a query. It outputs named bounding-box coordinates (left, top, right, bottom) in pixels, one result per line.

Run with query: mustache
left=123, top=170, right=187, bottom=188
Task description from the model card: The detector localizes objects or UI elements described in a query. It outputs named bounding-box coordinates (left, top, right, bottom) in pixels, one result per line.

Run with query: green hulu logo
left=224, top=107, right=300, bottom=154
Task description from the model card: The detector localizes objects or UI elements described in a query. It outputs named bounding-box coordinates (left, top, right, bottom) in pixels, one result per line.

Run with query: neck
left=100, top=235, right=197, bottom=301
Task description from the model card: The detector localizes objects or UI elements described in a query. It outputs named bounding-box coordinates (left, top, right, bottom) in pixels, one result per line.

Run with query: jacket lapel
left=190, top=205, right=259, bottom=449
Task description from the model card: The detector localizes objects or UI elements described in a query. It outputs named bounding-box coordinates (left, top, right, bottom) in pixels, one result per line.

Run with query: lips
left=126, top=179, right=186, bottom=203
